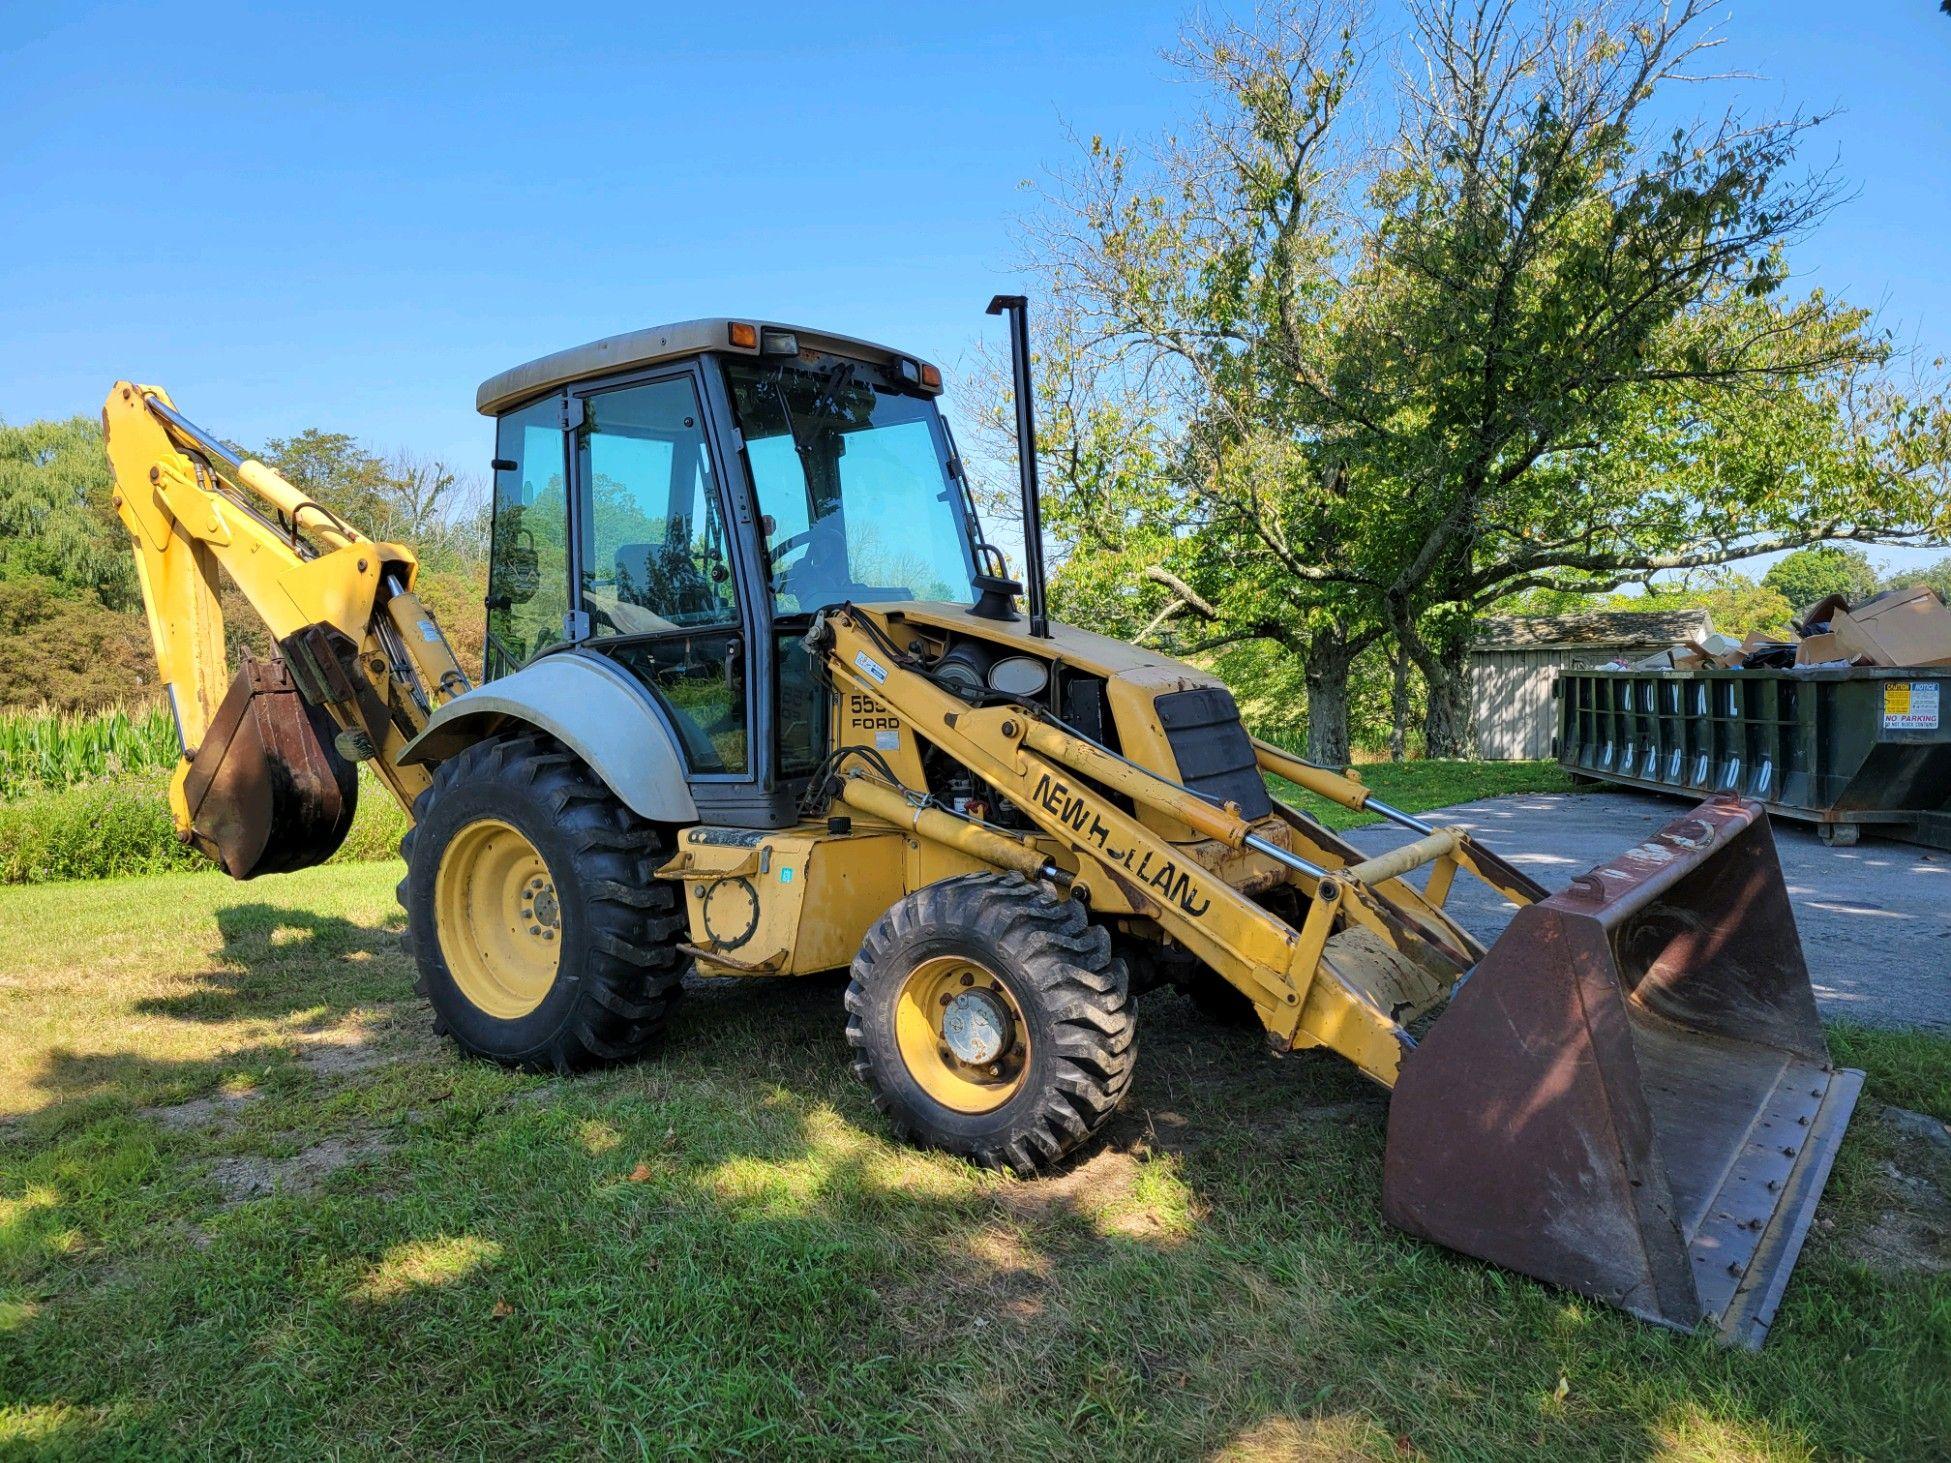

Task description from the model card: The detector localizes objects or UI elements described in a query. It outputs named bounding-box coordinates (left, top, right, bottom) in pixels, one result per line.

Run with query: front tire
left=399, top=732, right=685, bottom=1071
left=844, top=873, right=1136, bottom=1175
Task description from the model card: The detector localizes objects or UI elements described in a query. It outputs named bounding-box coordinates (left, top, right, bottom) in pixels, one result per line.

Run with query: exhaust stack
left=985, top=294, right=1051, bottom=639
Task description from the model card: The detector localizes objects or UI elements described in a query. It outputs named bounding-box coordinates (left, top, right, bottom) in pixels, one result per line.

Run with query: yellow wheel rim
left=434, top=818, right=561, bottom=1020
left=893, top=956, right=1031, bottom=1114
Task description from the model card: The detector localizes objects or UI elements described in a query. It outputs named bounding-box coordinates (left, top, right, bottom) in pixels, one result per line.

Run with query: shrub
left=0, top=580, right=161, bottom=713
left=0, top=769, right=409, bottom=884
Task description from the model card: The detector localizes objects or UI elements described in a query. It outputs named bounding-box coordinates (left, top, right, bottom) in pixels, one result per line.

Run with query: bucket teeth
left=1381, top=797, right=1861, bottom=1347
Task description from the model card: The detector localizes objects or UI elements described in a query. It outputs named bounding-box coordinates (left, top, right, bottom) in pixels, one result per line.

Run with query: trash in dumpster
left=1794, top=633, right=1842, bottom=667
left=1829, top=586, right=1951, bottom=668
left=1595, top=587, right=1951, bottom=676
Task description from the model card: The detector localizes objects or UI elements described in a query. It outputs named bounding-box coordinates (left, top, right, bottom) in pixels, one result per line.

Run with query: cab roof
left=475, top=318, right=937, bottom=416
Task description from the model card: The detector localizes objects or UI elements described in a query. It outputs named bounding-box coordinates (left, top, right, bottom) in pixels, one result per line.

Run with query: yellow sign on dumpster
left=1882, top=681, right=1941, bottom=731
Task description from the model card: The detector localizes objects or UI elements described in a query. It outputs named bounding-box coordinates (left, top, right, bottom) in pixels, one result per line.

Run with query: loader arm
left=103, top=382, right=469, bottom=875
left=815, top=606, right=1506, bottom=1085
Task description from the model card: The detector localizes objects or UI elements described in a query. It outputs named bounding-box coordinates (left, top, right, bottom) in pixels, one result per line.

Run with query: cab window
left=576, top=377, right=736, bottom=633
left=575, top=376, right=747, bottom=774
left=486, top=398, right=570, bottom=677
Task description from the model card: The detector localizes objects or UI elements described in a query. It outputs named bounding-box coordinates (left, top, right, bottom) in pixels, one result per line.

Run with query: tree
left=0, top=416, right=134, bottom=609
left=1014, top=0, right=1949, bottom=760
left=0, top=576, right=157, bottom=711
left=260, top=429, right=393, bottom=525
left=1888, top=555, right=1951, bottom=603
left=1761, top=545, right=1880, bottom=618
left=261, top=431, right=485, bottom=564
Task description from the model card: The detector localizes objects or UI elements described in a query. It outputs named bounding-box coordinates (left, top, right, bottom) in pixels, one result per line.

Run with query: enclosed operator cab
left=477, top=319, right=983, bottom=828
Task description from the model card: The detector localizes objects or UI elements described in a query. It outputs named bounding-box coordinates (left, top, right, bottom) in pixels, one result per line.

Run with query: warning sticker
left=1882, top=681, right=1941, bottom=731
left=853, top=650, right=888, bottom=685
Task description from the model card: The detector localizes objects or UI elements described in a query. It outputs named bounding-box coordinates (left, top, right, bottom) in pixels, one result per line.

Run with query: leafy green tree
left=1509, top=570, right=1795, bottom=640
left=1761, top=546, right=1881, bottom=618
left=262, top=430, right=486, bottom=565
left=1013, top=0, right=1949, bottom=759
left=1885, top=556, right=1951, bottom=603
left=0, top=417, right=134, bottom=609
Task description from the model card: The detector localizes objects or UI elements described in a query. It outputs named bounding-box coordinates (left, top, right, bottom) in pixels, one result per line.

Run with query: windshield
left=723, top=354, right=978, bottom=613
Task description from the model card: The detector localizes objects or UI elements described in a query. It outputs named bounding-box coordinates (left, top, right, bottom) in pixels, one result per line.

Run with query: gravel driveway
left=1341, top=788, right=1951, bottom=1031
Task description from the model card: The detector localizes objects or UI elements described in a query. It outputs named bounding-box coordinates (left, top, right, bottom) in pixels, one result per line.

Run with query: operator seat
left=614, top=517, right=721, bottom=626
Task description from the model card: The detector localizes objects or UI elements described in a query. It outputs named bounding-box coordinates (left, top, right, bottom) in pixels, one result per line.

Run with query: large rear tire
left=399, top=732, right=685, bottom=1071
left=844, top=872, right=1136, bottom=1175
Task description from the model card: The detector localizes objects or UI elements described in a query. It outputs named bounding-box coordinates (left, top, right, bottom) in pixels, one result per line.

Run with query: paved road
left=1341, top=788, right=1951, bottom=1031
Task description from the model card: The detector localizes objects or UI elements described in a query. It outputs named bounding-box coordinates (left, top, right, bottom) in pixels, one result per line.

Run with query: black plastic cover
left=1154, top=686, right=1273, bottom=820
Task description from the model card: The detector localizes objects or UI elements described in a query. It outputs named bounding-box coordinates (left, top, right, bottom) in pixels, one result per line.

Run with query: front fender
left=397, top=650, right=698, bottom=824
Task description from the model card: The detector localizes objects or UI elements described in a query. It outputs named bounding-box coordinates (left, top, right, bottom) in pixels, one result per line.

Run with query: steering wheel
left=766, top=528, right=816, bottom=575
left=776, top=519, right=852, bottom=606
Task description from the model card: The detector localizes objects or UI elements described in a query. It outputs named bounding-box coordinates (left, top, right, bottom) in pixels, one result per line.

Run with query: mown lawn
left=1, top=773, right=1946, bottom=1457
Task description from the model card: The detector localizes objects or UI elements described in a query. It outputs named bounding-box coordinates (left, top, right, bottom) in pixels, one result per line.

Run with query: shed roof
left=1472, top=609, right=1713, bottom=653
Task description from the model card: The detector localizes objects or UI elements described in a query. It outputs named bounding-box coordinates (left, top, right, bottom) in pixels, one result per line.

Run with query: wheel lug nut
left=960, top=973, right=973, bottom=987
left=530, top=925, right=542, bottom=935
left=940, top=993, right=953, bottom=1007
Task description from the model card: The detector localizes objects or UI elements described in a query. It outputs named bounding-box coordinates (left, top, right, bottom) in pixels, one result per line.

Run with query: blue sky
left=3, top=1, right=1946, bottom=574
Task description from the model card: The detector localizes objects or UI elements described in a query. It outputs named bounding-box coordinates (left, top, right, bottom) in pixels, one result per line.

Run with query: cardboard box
left=1794, top=631, right=1842, bottom=666
left=1830, top=586, right=1951, bottom=667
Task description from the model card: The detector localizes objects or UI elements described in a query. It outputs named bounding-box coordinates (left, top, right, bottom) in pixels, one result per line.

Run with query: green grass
left=1, top=861, right=1944, bottom=1458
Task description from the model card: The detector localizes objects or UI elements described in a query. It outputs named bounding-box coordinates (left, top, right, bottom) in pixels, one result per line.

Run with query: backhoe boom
left=103, top=382, right=467, bottom=874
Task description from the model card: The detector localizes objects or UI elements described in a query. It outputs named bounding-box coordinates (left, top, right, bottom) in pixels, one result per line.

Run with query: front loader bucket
left=179, top=655, right=358, bottom=879
left=1382, top=797, right=1861, bottom=1348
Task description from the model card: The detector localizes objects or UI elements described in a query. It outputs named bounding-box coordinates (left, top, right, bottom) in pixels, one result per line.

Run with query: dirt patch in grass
left=289, top=1000, right=438, bottom=1075
left=955, top=1224, right=1055, bottom=1323
left=996, top=1147, right=1143, bottom=1222
left=207, top=1133, right=396, bottom=1204
left=1843, top=1106, right=1951, bottom=1278
left=139, top=1089, right=261, bottom=1135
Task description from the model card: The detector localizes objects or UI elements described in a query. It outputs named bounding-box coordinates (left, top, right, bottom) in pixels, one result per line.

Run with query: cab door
left=571, top=371, right=751, bottom=780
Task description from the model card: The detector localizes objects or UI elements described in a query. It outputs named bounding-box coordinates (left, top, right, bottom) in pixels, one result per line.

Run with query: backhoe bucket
left=1382, top=797, right=1861, bottom=1348
left=180, top=656, right=358, bottom=879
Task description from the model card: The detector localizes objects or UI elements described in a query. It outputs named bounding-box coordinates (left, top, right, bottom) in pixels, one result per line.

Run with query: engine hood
left=876, top=601, right=1228, bottom=692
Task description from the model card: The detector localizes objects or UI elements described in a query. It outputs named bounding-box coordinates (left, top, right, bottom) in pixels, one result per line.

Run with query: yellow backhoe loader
left=104, top=298, right=1860, bottom=1348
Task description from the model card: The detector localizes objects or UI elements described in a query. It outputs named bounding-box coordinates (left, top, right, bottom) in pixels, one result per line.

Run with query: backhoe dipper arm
left=103, top=382, right=468, bottom=871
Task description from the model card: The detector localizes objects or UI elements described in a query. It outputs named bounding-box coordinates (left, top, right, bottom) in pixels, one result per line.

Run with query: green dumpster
left=1555, top=666, right=1951, bottom=848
